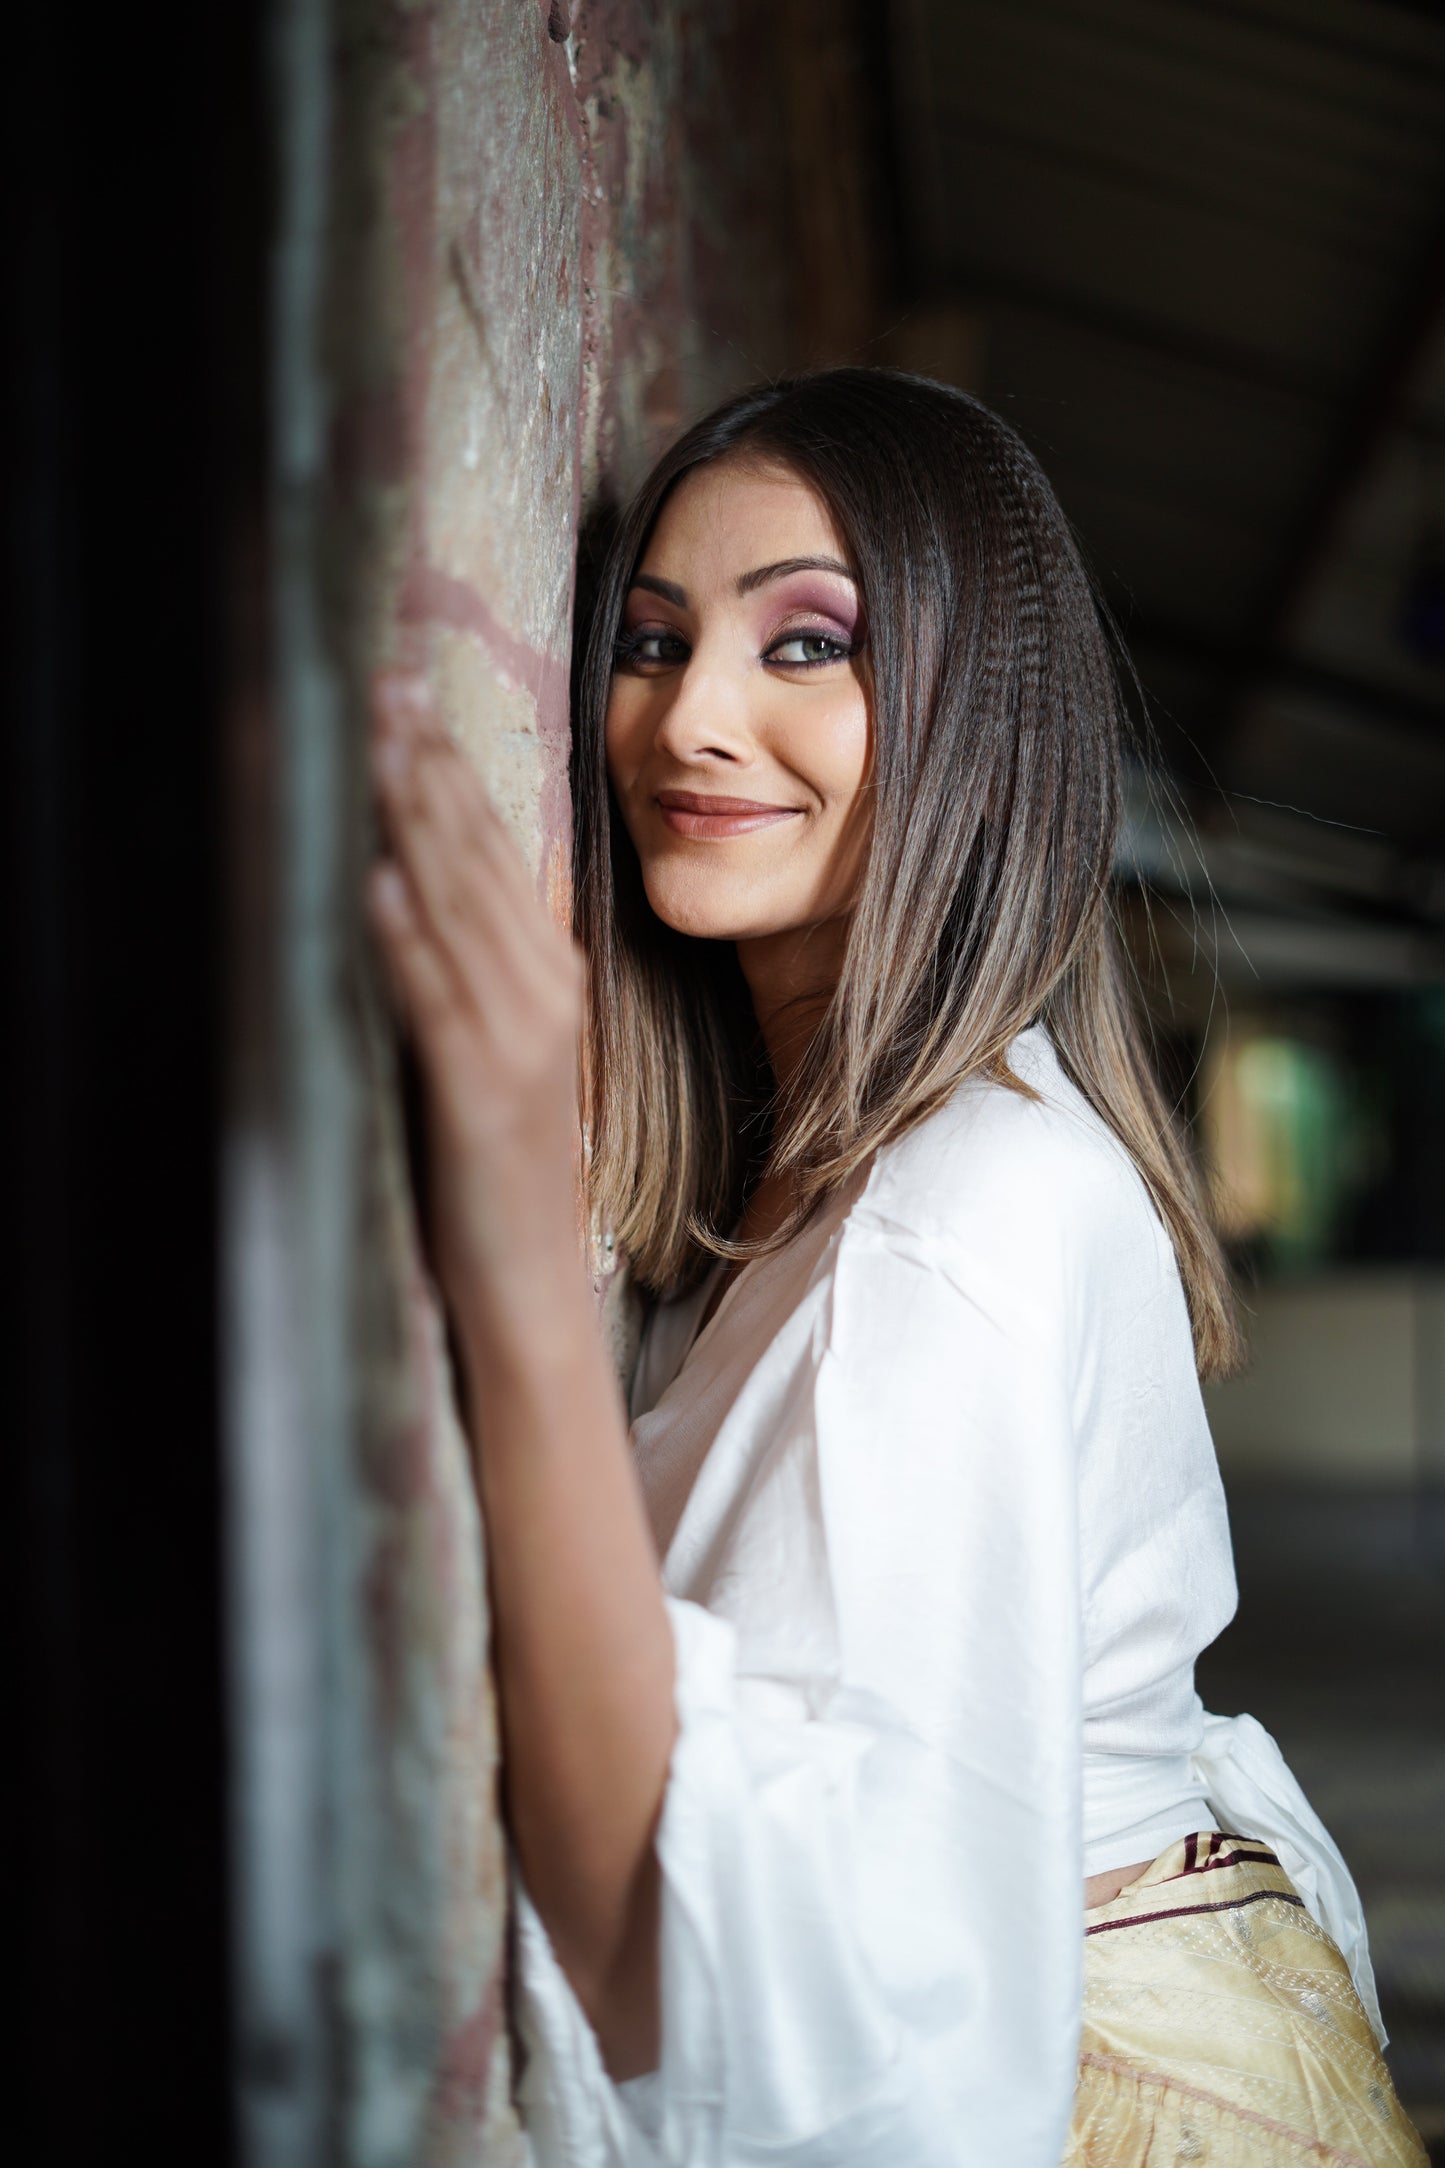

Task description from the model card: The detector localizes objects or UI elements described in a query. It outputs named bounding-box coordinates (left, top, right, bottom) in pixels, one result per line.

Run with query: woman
left=368, top=371, right=1425, bottom=2165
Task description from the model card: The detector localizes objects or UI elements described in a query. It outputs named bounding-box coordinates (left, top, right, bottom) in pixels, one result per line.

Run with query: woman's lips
left=655, top=790, right=803, bottom=840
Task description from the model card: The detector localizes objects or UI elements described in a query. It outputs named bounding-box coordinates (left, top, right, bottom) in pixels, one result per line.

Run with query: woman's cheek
left=807, top=685, right=872, bottom=804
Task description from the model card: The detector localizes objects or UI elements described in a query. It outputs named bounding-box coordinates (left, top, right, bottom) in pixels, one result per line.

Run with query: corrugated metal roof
left=889, top=0, right=1445, bottom=867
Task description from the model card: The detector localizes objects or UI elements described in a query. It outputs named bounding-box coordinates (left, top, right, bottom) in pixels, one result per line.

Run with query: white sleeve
left=515, top=1216, right=1085, bottom=2168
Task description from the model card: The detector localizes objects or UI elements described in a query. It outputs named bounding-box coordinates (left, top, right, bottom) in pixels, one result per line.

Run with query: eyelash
left=613, top=626, right=855, bottom=671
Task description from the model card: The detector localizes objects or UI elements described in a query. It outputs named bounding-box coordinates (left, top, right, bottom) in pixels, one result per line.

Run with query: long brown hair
left=573, top=369, right=1240, bottom=1378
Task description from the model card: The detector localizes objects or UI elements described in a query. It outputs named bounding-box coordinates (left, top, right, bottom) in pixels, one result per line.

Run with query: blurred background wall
left=11, top=1, right=1443, bottom=2163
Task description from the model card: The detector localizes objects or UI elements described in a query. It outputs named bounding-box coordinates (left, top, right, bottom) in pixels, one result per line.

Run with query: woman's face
left=604, top=457, right=873, bottom=945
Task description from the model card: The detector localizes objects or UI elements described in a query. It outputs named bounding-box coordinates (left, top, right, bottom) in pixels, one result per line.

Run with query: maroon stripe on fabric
left=1148, top=1834, right=1280, bottom=1887
left=1166, top=1846, right=1281, bottom=1881
left=1086, top=1886, right=1305, bottom=1937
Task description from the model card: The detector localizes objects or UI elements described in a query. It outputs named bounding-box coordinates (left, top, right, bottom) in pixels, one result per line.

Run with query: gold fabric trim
left=1062, top=1832, right=1427, bottom=2166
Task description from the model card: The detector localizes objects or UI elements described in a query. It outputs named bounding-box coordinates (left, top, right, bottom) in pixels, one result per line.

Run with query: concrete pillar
left=226, top=5, right=885, bottom=2160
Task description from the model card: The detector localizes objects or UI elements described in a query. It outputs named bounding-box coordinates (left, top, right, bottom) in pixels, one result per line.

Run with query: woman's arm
left=511, top=1202, right=1088, bottom=2163
left=366, top=674, right=676, bottom=2078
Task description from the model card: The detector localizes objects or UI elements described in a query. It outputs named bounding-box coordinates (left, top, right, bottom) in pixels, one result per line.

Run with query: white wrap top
left=514, top=1025, right=1381, bottom=2166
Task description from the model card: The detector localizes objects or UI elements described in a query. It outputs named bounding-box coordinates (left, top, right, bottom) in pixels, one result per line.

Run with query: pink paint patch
left=401, top=563, right=570, bottom=735
left=432, top=1971, right=505, bottom=2127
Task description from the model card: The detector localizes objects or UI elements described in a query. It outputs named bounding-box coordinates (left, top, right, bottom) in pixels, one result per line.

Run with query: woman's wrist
left=450, top=1214, right=600, bottom=1400
left=430, top=1106, right=582, bottom=1288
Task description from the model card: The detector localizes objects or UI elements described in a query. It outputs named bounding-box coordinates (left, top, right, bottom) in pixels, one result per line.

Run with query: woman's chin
left=639, top=870, right=792, bottom=945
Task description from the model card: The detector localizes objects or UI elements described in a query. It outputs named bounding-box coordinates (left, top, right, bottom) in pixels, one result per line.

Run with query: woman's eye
left=614, top=628, right=688, bottom=669
left=767, top=632, right=852, bottom=667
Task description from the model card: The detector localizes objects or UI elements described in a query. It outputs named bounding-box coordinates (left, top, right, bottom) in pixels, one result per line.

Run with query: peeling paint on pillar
left=237, top=3, right=875, bottom=2162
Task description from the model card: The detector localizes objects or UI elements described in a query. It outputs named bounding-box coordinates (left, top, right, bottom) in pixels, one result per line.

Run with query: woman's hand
left=365, top=672, right=676, bottom=2078
left=366, top=672, right=584, bottom=1320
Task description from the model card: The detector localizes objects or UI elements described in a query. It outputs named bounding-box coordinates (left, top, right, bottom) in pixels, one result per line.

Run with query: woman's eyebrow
left=630, top=572, right=687, bottom=605
left=736, top=555, right=856, bottom=594
left=629, top=556, right=857, bottom=607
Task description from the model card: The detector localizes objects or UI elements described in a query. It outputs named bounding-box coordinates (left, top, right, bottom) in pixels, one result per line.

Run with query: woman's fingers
left=367, top=673, right=581, bottom=1080
left=366, top=673, right=583, bottom=1245
left=371, top=681, right=569, bottom=1005
left=376, top=742, right=545, bottom=1024
left=390, top=692, right=546, bottom=925
left=375, top=673, right=543, bottom=909
left=373, top=669, right=433, bottom=747
left=366, top=856, right=461, bottom=1033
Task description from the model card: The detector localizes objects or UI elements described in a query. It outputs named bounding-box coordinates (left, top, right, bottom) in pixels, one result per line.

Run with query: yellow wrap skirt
left=1064, top=1831, right=1428, bottom=2166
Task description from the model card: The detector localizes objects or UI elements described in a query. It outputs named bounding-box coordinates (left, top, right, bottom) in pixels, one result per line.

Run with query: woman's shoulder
left=852, top=1024, right=1168, bottom=1280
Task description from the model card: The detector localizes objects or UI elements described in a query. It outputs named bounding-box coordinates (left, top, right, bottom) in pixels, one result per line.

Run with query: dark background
left=8, top=6, right=254, bottom=2158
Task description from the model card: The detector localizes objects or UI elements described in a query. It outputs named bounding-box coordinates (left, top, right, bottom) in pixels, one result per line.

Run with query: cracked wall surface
left=234, top=5, right=880, bottom=2162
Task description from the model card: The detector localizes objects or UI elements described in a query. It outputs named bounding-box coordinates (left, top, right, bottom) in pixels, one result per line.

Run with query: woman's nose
left=650, top=647, right=755, bottom=765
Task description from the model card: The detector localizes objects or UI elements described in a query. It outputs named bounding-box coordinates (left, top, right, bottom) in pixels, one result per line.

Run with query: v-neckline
left=681, top=1254, right=752, bottom=1368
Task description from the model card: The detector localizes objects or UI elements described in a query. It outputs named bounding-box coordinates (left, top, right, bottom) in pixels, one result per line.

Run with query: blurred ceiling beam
left=1132, top=620, right=1445, bottom=747
left=1185, top=0, right=1445, bottom=82
left=1218, top=214, right=1445, bottom=755
left=915, top=267, right=1340, bottom=409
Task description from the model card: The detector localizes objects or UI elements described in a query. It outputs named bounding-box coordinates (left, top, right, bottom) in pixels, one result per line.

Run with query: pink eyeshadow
left=622, top=598, right=670, bottom=629
left=761, top=578, right=862, bottom=639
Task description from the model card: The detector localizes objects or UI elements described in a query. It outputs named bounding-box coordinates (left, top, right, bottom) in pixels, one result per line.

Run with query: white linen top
left=514, top=1024, right=1383, bottom=2167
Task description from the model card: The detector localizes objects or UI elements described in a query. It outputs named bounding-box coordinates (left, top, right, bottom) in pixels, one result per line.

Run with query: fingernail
left=375, top=738, right=409, bottom=787
left=371, top=863, right=408, bottom=918
left=379, top=670, right=431, bottom=716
